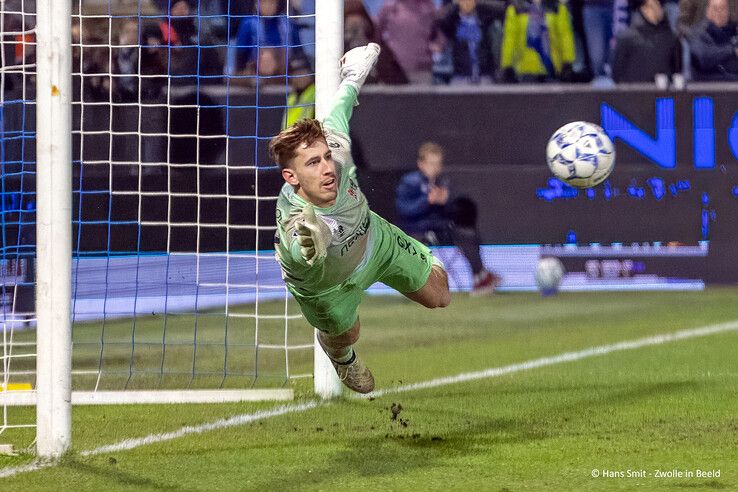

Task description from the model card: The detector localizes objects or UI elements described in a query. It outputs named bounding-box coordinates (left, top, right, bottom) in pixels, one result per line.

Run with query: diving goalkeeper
left=270, top=44, right=450, bottom=394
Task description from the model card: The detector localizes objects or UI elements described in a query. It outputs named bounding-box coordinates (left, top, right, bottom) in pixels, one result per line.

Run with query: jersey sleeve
left=322, top=84, right=357, bottom=136
left=322, top=84, right=358, bottom=177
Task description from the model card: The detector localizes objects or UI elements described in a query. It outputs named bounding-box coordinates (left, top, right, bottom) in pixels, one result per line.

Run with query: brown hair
left=417, top=141, right=443, bottom=161
left=269, top=119, right=326, bottom=169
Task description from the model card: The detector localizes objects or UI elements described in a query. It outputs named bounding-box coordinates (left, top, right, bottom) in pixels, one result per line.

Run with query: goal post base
left=1, top=389, right=294, bottom=406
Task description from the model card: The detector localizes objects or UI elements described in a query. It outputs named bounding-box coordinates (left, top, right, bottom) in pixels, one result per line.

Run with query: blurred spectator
left=116, top=19, right=139, bottom=100
left=376, top=0, right=437, bottom=84
left=115, top=20, right=171, bottom=101
left=364, top=0, right=389, bottom=17
left=436, top=0, right=506, bottom=84
left=582, top=0, right=615, bottom=80
left=72, top=19, right=111, bottom=102
left=153, top=0, right=229, bottom=42
left=429, top=29, right=456, bottom=84
left=679, top=0, right=738, bottom=36
left=158, top=1, right=196, bottom=43
left=226, top=0, right=303, bottom=76
left=688, top=0, right=738, bottom=80
left=663, top=0, right=680, bottom=32
left=223, top=0, right=255, bottom=38
left=344, top=0, right=409, bottom=84
left=290, top=0, right=316, bottom=61
left=567, top=0, right=594, bottom=81
left=282, top=56, right=315, bottom=128
left=500, top=0, right=576, bottom=82
left=126, top=3, right=227, bottom=172
left=232, top=46, right=289, bottom=87
left=612, top=0, right=631, bottom=39
left=612, top=0, right=681, bottom=82
left=396, top=142, right=501, bottom=295
left=140, top=22, right=170, bottom=98
left=155, top=0, right=223, bottom=85
left=4, top=5, right=35, bottom=92
left=198, top=0, right=230, bottom=41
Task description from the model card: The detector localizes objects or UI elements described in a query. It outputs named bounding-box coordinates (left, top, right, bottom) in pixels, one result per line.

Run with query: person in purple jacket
left=376, top=0, right=438, bottom=84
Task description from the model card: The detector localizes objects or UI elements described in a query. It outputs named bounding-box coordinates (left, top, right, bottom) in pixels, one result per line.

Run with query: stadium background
left=3, top=86, right=736, bottom=293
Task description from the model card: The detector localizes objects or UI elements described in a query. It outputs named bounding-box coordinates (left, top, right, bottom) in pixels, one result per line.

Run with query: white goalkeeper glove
left=339, top=43, right=381, bottom=92
left=296, top=203, right=332, bottom=266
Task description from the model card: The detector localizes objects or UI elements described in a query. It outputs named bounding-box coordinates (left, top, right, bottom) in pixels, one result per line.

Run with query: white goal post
left=35, top=0, right=73, bottom=460
left=313, top=0, right=343, bottom=400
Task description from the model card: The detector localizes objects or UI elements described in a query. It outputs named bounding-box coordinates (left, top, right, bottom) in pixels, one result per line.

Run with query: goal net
left=1, top=0, right=340, bottom=457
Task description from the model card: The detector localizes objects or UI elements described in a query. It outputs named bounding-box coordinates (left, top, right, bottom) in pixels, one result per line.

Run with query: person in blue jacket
left=396, top=141, right=500, bottom=295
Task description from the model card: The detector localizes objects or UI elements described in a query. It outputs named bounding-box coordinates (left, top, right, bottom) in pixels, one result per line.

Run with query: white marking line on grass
left=0, top=462, right=53, bottom=479
left=0, top=401, right=322, bottom=479
left=361, top=319, right=738, bottom=399
left=1, top=319, right=737, bottom=480
left=81, top=401, right=321, bottom=456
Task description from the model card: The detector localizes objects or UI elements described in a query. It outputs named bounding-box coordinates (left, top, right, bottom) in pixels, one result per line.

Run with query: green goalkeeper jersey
left=274, top=85, right=372, bottom=295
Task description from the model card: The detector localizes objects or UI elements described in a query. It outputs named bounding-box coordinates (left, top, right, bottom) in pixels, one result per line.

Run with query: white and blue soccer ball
left=546, top=121, right=615, bottom=188
left=535, top=257, right=565, bottom=296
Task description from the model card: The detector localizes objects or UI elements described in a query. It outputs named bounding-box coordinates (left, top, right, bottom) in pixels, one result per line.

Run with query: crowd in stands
left=4, top=0, right=738, bottom=101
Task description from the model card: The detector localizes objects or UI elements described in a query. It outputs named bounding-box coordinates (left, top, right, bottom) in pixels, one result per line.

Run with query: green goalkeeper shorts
left=291, top=212, right=437, bottom=336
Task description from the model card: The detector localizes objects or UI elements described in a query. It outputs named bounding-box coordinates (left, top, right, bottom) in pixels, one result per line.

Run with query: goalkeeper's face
left=282, top=138, right=338, bottom=207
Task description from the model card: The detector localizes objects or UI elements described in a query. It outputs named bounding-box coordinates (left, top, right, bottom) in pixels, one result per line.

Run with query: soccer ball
left=546, top=121, right=615, bottom=188
left=535, top=257, right=565, bottom=296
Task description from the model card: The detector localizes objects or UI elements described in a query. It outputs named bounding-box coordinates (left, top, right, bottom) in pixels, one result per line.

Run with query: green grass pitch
left=1, top=288, right=737, bottom=490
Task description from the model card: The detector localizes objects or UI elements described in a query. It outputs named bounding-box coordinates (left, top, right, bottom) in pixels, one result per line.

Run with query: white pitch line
left=0, top=462, right=54, bottom=479
left=0, top=401, right=323, bottom=479
left=81, top=401, right=322, bottom=456
left=2, top=319, right=737, bottom=480
left=361, top=319, right=738, bottom=399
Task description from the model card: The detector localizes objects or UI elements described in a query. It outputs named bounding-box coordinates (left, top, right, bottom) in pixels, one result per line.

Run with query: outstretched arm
left=322, top=43, right=380, bottom=135
left=322, top=84, right=358, bottom=136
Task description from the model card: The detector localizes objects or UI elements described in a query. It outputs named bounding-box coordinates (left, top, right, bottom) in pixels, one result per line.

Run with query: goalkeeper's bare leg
left=317, top=319, right=375, bottom=394
left=403, top=264, right=451, bottom=308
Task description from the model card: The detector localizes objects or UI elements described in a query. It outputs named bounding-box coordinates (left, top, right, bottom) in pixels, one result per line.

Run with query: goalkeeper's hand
left=295, top=203, right=332, bottom=266
left=339, top=43, right=381, bottom=92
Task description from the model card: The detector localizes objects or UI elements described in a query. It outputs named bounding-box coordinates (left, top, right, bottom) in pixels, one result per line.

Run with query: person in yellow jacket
left=282, top=56, right=316, bottom=129
left=500, top=0, right=576, bottom=82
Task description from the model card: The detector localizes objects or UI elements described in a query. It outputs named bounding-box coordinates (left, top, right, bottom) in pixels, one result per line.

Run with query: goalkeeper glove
left=296, top=203, right=332, bottom=266
left=339, top=43, right=381, bottom=91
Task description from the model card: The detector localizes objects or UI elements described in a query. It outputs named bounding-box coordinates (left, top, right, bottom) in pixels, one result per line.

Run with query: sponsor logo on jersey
left=340, top=215, right=370, bottom=256
left=320, top=215, right=342, bottom=241
left=396, top=235, right=426, bottom=264
left=347, top=179, right=359, bottom=201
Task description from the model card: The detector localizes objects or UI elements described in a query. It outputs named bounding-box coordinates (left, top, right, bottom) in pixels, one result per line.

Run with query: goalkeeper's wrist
left=337, top=81, right=361, bottom=107
left=339, top=79, right=361, bottom=92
